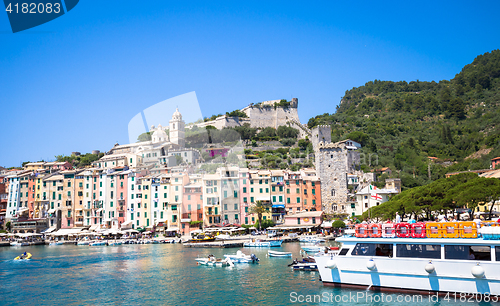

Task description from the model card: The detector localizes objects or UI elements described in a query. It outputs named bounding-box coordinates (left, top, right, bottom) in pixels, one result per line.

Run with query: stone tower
left=311, top=125, right=332, bottom=150
left=313, top=125, right=360, bottom=214
left=169, top=108, right=185, bottom=148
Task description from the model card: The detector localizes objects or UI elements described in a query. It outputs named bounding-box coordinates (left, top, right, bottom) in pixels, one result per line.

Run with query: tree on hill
left=137, top=132, right=152, bottom=142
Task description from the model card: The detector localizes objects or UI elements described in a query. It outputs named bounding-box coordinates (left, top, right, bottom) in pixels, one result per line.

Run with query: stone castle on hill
left=187, top=98, right=300, bottom=130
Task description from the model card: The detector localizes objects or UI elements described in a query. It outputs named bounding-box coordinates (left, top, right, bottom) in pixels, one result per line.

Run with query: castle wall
left=248, top=106, right=300, bottom=129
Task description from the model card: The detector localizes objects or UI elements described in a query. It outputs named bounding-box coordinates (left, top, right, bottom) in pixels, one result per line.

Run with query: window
left=397, top=244, right=441, bottom=259
left=445, top=245, right=490, bottom=261
left=265, top=188, right=269, bottom=193
left=351, top=203, right=355, bottom=209
left=234, top=203, right=238, bottom=210
left=312, top=217, right=316, bottom=224
left=279, top=196, right=283, bottom=202
left=259, top=180, right=262, bottom=184
left=224, top=204, right=228, bottom=210
left=110, top=201, right=113, bottom=207
left=339, top=248, right=350, bottom=256
left=312, top=189, right=315, bottom=195
left=297, top=197, right=300, bottom=204
left=259, top=188, right=263, bottom=194
left=250, top=197, right=254, bottom=203
left=243, top=187, right=247, bottom=193
left=352, top=243, right=393, bottom=257
left=234, top=191, right=237, bottom=198
left=304, top=199, right=307, bottom=205
left=287, top=198, right=290, bottom=204
left=272, top=186, right=275, bottom=192
left=235, top=214, right=238, bottom=220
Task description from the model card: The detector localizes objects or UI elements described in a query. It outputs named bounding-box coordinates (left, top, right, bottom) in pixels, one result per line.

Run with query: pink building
left=181, top=184, right=203, bottom=235
left=283, top=211, right=323, bottom=227
left=239, top=169, right=250, bottom=225
left=116, top=171, right=128, bottom=227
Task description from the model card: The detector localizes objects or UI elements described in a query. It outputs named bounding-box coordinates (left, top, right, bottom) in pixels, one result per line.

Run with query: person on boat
left=408, top=217, right=416, bottom=224
left=469, top=248, right=476, bottom=260
left=395, top=212, right=401, bottom=223
left=385, top=219, right=392, bottom=224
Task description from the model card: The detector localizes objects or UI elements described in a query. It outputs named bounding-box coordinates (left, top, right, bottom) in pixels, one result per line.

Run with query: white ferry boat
left=315, top=221, right=500, bottom=296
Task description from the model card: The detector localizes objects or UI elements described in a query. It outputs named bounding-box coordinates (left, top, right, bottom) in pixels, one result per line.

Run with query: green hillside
left=308, top=50, right=500, bottom=189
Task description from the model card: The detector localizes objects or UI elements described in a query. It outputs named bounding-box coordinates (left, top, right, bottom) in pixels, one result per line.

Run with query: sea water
left=0, top=243, right=488, bottom=305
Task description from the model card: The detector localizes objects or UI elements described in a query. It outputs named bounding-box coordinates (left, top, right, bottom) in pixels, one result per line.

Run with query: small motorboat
left=301, top=245, right=324, bottom=253
left=89, top=241, right=107, bottom=246
left=49, top=241, right=64, bottom=246
left=299, top=236, right=325, bottom=243
left=77, top=240, right=90, bottom=245
left=195, top=255, right=234, bottom=267
left=244, top=240, right=270, bottom=247
left=224, top=250, right=259, bottom=263
left=244, top=239, right=283, bottom=247
left=289, top=256, right=318, bottom=271
left=107, top=240, right=122, bottom=246
left=268, top=250, right=292, bottom=257
left=10, top=240, right=29, bottom=247
left=14, top=252, right=32, bottom=260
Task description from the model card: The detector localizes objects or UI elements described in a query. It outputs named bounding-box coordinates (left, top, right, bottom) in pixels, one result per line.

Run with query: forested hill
left=307, top=50, right=500, bottom=189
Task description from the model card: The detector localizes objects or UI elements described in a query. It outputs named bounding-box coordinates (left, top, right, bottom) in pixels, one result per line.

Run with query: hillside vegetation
left=308, top=50, right=500, bottom=189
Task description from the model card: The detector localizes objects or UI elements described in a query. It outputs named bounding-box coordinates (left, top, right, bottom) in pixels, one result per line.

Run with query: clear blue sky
left=1, top=1, right=500, bottom=167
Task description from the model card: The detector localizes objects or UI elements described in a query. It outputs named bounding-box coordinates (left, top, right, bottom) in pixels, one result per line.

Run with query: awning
left=18, top=207, right=29, bottom=214
left=89, top=225, right=100, bottom=231
left=42, top=227, right=56, bottom=233
left=272, top=204, right=285, bottom=208
left=166, top=227, right=179, bottom=232
left=120, top=220, right=133, bottom=229
left=321, top=221, right=333, bottom=228
left=267, top=225, right=315, bottom=230
left=51, top=228, right=83, bottom=236
left=181, top=218, right=191, bottom=223
left=47, top=209, right=56, bottom=214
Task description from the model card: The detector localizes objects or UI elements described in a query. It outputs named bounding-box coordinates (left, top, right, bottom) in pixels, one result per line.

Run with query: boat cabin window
left=351, top=243, right=392, bottom=257
left=496, top=247, right=500, bottom=262
left=339, top=248, right=349, bottom=256
left=396, top=244, right=441, bottom=259
left=445, top=245, right=491, bottom=261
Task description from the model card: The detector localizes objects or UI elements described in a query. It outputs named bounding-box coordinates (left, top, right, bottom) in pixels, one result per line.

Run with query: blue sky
left=1, top=1, right=500, bottom=167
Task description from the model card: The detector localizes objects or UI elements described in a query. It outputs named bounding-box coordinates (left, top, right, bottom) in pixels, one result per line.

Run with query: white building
left=354, top=184, right=398, bottom=217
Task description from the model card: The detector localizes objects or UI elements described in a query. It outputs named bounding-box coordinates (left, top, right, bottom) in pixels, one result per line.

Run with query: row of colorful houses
left=0, top=164, right=322, bottom=235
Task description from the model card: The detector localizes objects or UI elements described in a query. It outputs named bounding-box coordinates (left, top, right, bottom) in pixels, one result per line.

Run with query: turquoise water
left=0, top=243, right=489, bottom=305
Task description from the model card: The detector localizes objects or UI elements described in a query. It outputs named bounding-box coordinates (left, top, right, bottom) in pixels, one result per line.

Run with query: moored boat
left=195, top=255, right=234, bottom=267
left=107, top=240, right=122, bottom=246
left=315, top=221, right=500, bottom=296
left=224, top=250, right=259, bottom=263
left=268, top=250, right=292, bottom=257
left=289, top=256, right=317, bottom=271
left=89, top=240, right=107, bottom=246
left=301, top=245, right=324, bottom=253
left=10, top=240, right=29, bottom=247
